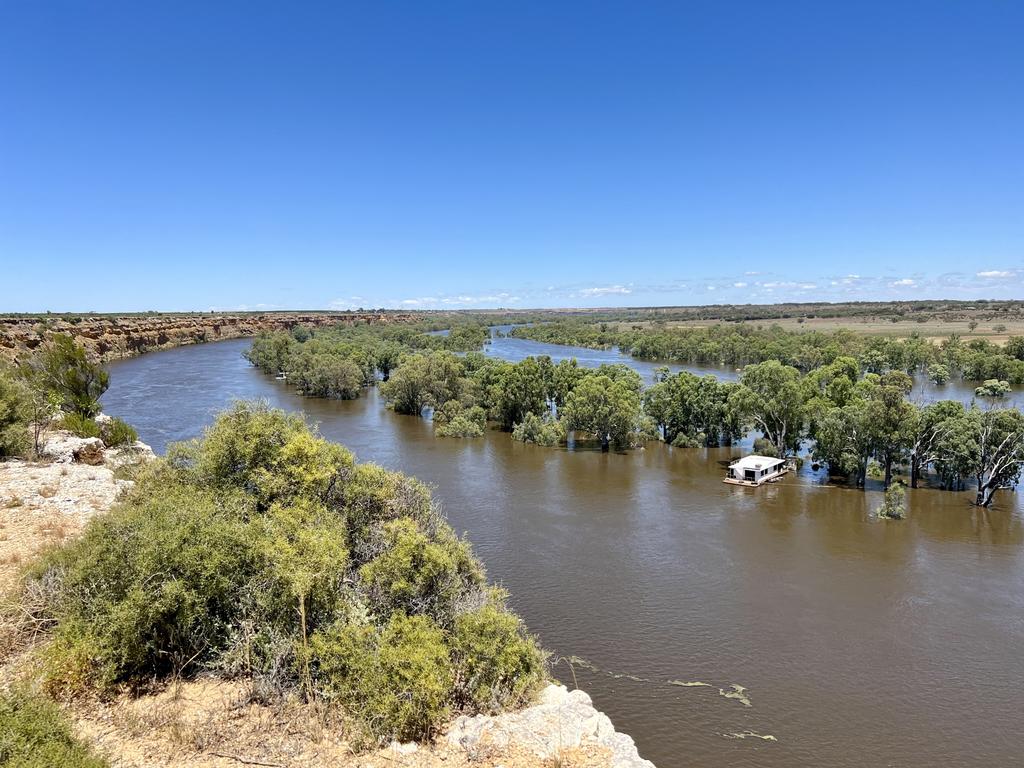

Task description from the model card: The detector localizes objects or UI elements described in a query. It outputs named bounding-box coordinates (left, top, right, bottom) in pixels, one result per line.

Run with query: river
left=102, top=335, right=1024, bottom=768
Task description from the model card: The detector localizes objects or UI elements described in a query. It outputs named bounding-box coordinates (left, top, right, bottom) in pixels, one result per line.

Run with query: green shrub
left=670, top=432, right=701, bottom=448
left=22, top=401, right=546, bottom=745
left=435, top=405, right=486, bottom=438
left=359, top=518, right=483, bottom=620
left=312, top=613, right=454, bottom=743
left=0, top=367, right=32, bottom=459
left=752, top=437, right=779, bottom=457
left=36, top=481, right=261, bottom=691
left=878, top=482, right=906, bottom=520
left=59, top=413, right=101, bottom=439
left=451, top=593, right=546, bottom=713
left=0, top=689, right=108, bottom=768
left=99, top=417, right=137, bottom=447
left=511, top=412, right=565, bottom=446
left=20, top=334, right=108, bottom=416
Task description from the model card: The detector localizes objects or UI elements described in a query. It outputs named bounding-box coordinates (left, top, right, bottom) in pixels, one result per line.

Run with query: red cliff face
left=0, top=312, right=412, bottom=362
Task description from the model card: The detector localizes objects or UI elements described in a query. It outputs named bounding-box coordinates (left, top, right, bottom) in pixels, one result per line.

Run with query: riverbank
left=0, top=432, right=655, bottom=768
left=0, top=311, right=417, bottom=363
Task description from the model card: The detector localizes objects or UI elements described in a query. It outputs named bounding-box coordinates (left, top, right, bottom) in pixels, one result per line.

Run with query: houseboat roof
left=729, top=455, right=785, bottom=470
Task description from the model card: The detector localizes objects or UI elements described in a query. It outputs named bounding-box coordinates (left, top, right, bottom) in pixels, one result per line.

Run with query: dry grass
left=636, top=315, right=1024, bottom=344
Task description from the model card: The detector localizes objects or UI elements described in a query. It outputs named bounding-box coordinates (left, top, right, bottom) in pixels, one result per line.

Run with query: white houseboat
left=724, top=455, right=788, bottom=486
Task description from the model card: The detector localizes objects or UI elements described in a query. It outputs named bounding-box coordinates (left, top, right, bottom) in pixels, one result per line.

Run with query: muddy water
left=103, top=338, right=1024, bottom=767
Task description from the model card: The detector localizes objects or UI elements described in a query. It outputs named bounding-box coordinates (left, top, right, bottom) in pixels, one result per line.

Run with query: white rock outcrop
left=446, top=684, right=655, bottom=767
left=39, top=433, right=107, bottom=465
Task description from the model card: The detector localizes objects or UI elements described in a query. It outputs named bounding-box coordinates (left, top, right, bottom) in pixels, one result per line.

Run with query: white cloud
left=578, top=285, right=632, bottom=297
left=977, top=270, right=1015, bottom=279
left=890, top=278, right=916, bottom=287
left=733, top=282, right=747, bottom=288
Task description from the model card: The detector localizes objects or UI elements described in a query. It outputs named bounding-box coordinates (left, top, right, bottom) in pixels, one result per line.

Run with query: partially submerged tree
left=731, top=360, right=805, bottom=457
left=562, top=373, right=642, bottom=451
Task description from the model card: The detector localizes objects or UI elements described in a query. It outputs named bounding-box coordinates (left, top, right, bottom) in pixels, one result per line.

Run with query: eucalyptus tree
left=909, top=400, right=966, bottom=488
left=863, top=371, right=917, bottom=489
left=561, top=373, right=643, bottom=452
left=730, top=360, right=806, bottom=457
left=970, top=408, right=1024, bottom=507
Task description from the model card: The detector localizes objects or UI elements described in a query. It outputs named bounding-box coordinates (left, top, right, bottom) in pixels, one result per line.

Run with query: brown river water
left=103, top=336, right=1024, bottom=768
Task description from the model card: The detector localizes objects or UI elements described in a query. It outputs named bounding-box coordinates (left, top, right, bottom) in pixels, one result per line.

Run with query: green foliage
left=731, top=361, right=805, bottom=457
left=23, top=402, right=545, bottom=744
left=511, top=412, right=565, bottom=446
left=59, top=413, right=101, bottom=439
left=35, top=480, right=260, bottom=691
left=878, top=482, right=906, bottom=519
left=359, top=518, right=483, bottom=619
left=0, top=689, right=108, bottom=768
left=927, top=363, right=951, bottom=384
left=296, top=355, right=364, bottom=399
left=311, top=613, right=454, bottom=743
left=99, top=417, right=138, bottom=447
left=434, top=405, right=487, bottom=438
left=975, top=379, right=1010, bottom=398
left=20, top=334, right=109, bottom=416
left=0, top=366, right=32, bottom=459
left=451, top=593, right=545, bottom=712
left=561, top=372, right=643, bottom=451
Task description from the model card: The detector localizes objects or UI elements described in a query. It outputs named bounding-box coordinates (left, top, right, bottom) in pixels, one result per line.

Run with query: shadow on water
left=102, top=337, right=1024, bottom=768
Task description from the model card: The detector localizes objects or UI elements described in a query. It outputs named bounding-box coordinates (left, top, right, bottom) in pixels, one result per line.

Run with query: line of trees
left=509, top=321, right=1024, bottom=385
left=247, top=324, right=1024, bottom=507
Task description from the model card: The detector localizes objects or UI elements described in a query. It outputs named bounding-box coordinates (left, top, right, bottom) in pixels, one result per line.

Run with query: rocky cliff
left=0, top=311, right=415, bottom=363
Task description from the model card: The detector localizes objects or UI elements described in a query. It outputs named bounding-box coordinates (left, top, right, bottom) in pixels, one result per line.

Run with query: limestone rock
left=40, top=432, right=105, bottom=465
left=446, top=684, right=655, bottom=768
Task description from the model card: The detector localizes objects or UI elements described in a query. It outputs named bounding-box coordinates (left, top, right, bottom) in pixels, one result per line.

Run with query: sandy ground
left=68, top=678, right=612, bottom=768
left=0, top=460, right=128, bottom=593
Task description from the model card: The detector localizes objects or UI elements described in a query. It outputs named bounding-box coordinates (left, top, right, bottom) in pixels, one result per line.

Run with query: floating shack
left=724, top=455, right=788, bottom=486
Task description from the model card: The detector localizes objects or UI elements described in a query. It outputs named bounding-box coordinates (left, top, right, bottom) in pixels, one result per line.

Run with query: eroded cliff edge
left=0, top=311, right=414, bottom=362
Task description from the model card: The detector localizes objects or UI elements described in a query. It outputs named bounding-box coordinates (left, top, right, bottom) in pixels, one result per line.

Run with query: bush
left=299, top=356, right=363, bottom=399
left=0, top=689, right=107, bottom=768
left=24, top=402, right=545, bottom=745
left=451, top=593, right=545, bottom=713
left=312, top=613, right=454, bottom=743
left=975, top=379, right=1011, bottom=398
left=59, top=413, right=101, bottom=439
left=100, top=417, right=138, bottom=447
left=927, top=363, right=951, bottom=385
left=511, top=412, right=565, bottom=447
left=435, top=405, right=486, bottom=439
left=359, top=518, right=483, bottom=620
left=20, top=334, right=108, bottom=416
left=0, top=367, right=32, bottom=459
left=878, top=482, right=906, bottom=520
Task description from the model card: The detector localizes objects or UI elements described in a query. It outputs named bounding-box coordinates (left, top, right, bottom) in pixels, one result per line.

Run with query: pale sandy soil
left=0, top=460, right=128, bottom=593
left=67, top=678, right=612, bottom=768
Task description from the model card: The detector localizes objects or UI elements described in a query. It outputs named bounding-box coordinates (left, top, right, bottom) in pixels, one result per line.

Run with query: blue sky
left=1, top=1, right=1022, bottom=312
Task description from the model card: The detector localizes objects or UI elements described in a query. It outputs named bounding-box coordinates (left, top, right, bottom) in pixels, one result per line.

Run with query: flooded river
left=103, top=336, right=1024, bottom=768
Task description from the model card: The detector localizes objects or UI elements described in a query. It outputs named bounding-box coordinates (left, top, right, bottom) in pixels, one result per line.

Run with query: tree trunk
left=976, top=477, right=997, bottom=507
left=911, top=453, right=919, bottom=489
left=883, top=455, right=893, bottom=490
left=600, top=433, right=610, bottom=452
